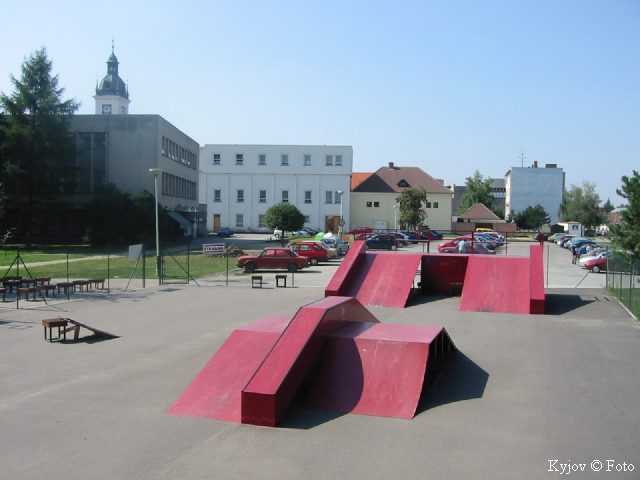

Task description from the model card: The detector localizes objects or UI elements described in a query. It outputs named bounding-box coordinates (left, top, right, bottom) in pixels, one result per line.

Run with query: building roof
left=459, top=203, right=500, bottom=220
left=96, top=46, right=129, bottom=99
left=352, top=163, right=451, bottom=194
left=351, top=173, right=372, bottom=191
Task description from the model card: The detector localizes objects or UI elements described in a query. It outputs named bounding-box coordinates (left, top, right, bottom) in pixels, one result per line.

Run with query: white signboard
left=128, top=244, right=143, bottom=261
left=203, top=243, right=225, bottom=256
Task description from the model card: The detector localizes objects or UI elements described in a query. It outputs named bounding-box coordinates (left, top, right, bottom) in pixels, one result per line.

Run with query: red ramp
left=305, top=323, right=455, bottom=419
left=326, top=241, right=422, bottom=308
left=167, top=316, right=289, bottom=422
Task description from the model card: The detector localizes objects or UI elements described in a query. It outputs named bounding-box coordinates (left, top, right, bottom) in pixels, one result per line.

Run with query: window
left=433, top=202, right=439, bottom=208
left=304, top=215, right=310, bottom=222
left=235, top=153, right=244, bottom=165
left=258, top=214, right=267, bottom=227
left=334, top=191, right=342, bottom=204
left=236, top=214, right=244, bottom=227
left=425, top=202, right=432, bottom=208
left=282, top=190, right=289, bottom=203
left=366, top=201, right=372, bottom=208
left=237, top=190, right=244, bottom=203
left=325, top=191, right=333, bottom=204
left=213, top=153, right=221, bottom=165
left=213, top=189, right=221, bottom=202
left=259, top=190, right=266, bottom=203
left=325, top=155, right=333, bottom=166
left=304, top=154, right=311, bottom=166
left=335, top=155, right=342, bottom=166
left=305, top=191, right=312, bottom=204
left=373, top=202, right=380, bottom=208
left=281, top=154, right=289, bottom=166
left=258, top=154, right=266, bottom=166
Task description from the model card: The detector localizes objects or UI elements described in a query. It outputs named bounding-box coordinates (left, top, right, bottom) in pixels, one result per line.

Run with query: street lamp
left=393, top=203, right=399, bottom=231
left=337, top=190, right=344, bottom=235
left=149, top=168, right=162, bottom=277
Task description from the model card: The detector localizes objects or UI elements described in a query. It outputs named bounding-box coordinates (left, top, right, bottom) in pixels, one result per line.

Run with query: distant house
left=350, top=162, right=453, bottom=231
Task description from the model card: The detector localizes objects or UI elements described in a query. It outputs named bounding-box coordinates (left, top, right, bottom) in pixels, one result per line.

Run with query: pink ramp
left=529, top=245, right=545, bottom=314
left=305, top=323, right=455, bottom=419
left=326, top=242, right=422, bottom=308
left=241, top=296, right=379, bottom=426
left=459, top=255, right=532, bottom=314
left=167, top=316, right=289, bottom=422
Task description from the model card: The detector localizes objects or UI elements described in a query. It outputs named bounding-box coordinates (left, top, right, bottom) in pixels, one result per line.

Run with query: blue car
left=216, top=227, right=235, bottom=237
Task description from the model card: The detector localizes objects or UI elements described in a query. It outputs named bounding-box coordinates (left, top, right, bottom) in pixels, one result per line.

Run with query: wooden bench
left=73, top=280, right=91, bottom=292
left=17, top=286, right=38, bottom=301
left=88, top=279, right=105, bottom=289
left=20, top=278, right=38, bottom=287
left=34, top=277, right=51, bottom=286
left=251, top=275, right=263, bottom=288
left=2, top=279, right=21, bottom=293
left=57, top=282, right=75, bottom=295
left=37, top=284, right=57, bottom=297
left=42, top=318, right=68, bottom=342
left=275, top=274, right=287, bottom=288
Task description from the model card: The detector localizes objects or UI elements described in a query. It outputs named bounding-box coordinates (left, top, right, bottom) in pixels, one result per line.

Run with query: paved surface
left=1, top=240, right=637, bottom=479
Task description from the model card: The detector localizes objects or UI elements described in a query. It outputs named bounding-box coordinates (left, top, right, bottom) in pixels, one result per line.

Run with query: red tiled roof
left=351, top=173, right=372, bottom=191
left=353, top=166, right=451, bottom=194
left=459, top=203, right=500, bottom=220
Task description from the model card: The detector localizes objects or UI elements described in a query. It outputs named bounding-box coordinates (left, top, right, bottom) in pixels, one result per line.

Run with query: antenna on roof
left=518, top=150, right=526, bottom=168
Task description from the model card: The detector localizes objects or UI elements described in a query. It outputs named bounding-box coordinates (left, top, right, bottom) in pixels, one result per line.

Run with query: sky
left=1, top=0, right=638, bottom=205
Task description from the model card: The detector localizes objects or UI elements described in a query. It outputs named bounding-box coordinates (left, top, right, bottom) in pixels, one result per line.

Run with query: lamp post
left=149, top=168, right=162, bottom=278
left=393, top=203, right=399, bottom=231
left=337, top=190, right=344, bottom=235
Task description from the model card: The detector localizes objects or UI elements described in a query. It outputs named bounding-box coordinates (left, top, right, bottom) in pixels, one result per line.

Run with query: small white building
left=199, top=145, right=352, bottom=233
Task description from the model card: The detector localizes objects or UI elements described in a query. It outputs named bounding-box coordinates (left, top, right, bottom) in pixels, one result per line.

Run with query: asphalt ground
left=0, top=240, right=637, bottom=480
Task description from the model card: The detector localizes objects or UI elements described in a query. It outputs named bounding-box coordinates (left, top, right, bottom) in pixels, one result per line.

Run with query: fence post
left=107, top=248, right=111, bottom=294
left=142, top=243, right=146, bottom=289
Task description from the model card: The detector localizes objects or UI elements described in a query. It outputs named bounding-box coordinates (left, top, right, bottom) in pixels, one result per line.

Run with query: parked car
left=322, top=237, right=350, bottom=255
left=236, top=248, right=309, bottom=273
left=365, top=234, right=398, bottom=250
left=416, top=229, right=443, bottom=240
left=348, top=227, right=373, bottom=235
left=583, top=255, right=608, bottom=273
left=289, top=241, right=329, bottom=265
left=576, top=241, right=598, bottom=255
left=579, top=249, right=610, bottom=267
left=557, top=235, right=575, bottom=248
left=302, top=226, right=319, bottom=236
left=565, top=237, right=590, bottom=249
left=389, top=232, right=410, bottom=246
left=438, top=239, right=495, bottom=254
left=215, top=227, right=234, bottom=237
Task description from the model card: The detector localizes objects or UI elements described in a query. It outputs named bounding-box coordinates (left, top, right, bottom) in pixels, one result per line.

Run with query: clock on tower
left=102, top=104, right=112, bottom=115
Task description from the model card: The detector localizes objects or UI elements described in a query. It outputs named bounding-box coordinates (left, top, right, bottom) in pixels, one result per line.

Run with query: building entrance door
left=213, top=214, right=221, bottom=231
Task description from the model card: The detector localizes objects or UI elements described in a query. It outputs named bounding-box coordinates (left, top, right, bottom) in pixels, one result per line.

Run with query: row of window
left=366, top=201, right=439, bottom=208
left=162, top=136, right=198, bottom=170
left=232, top=213, right=310, bottom=228
left=162, top=172, right=197, bottom=200
left=214, top=189, right=343, bottom=205
left=212, top=152, right=344, bottom=167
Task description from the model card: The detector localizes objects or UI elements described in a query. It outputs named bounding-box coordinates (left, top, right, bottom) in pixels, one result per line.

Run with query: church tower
left=94, top=43, right=130, bottom=115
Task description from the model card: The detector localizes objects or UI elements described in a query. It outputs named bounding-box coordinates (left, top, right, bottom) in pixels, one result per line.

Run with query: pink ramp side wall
left=167, top=316, right=289, bottom=423
left=529, top=245, right=545, bottom=314
left=241, top=296, right=379, bottom=426
left=325, top=240, right=367, bottom=297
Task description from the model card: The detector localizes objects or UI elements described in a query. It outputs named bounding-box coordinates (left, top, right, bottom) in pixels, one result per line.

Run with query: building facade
left=350, top=163, right=453, bottom=231
left=505, top=163, right=565, bottom=224
left=452, top=178, right=506, bottom=217
left=199, top=145, right=352, bottom=233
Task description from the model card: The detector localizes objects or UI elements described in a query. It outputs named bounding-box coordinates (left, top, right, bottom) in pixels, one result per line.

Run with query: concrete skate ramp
left=326, top=241, right=423, bottom=308
left=459, top=255, right=532, bottom=314
left=241, top=296, right=379, bottom=426
left=167, top=316, right=289, bottom=422
left=305, top=322, right=455, bottom=419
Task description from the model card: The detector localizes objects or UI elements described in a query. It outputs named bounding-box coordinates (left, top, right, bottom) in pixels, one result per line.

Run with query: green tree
left=612, top=171, right=640, bottom=259
left=0, top=48, right=79, bottom=244
left=603, top=198, right=614, bottom=213
left=559, top=181, right=605, bottom=230
left=396, top=187, right=427, bottom=229
left=513, top=204, right=550, bottom=230
left=264, top=203, right=305, bottom=246
left=460, top=170, right=493, bottom=214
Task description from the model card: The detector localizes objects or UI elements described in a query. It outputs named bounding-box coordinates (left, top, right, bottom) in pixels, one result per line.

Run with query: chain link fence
left=607, top=253, right=639, bottom=319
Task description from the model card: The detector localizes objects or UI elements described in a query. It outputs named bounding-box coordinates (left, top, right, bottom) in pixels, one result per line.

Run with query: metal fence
left=607, top=253, right=639, bottom=319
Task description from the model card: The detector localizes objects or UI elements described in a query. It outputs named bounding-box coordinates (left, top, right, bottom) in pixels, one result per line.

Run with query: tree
left=264, top=203, right=306, bottom=246
left=612, top=171, right=640, bottom=259
left=603, top=198, right=615, bottom=213
left=396, top=187, right=427, bottom=229
left=513, top=204, right=550, bottom=230
left=0, top=48, right=79, bottom=244
left=460, top=170, right=493, bottom=214
left=559, top=181, right=605, bottom=230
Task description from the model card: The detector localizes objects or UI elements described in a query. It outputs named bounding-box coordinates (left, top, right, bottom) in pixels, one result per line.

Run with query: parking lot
left=0, top=237, right=636, bottom=480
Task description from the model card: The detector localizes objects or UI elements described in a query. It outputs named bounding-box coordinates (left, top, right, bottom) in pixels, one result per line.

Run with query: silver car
left=322, top=237, right=350, bottom=256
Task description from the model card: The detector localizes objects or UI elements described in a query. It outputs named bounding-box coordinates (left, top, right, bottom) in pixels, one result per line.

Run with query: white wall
left=199, top=145, right=352, bottom=232
left=506, top=167, right=565, bottom=224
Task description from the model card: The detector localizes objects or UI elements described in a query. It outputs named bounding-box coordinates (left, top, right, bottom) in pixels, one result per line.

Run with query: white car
left=322, top=237, right=350, bottom=256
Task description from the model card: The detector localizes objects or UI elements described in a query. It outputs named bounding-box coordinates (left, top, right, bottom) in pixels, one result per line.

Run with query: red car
left=438, top=238, right=495, bottom=255
left=237, top=248, right=309, bottom=273
left=348, top=227, right=373, bottom=235
left=583, top=256, right=607, bottom=273
left=289, top=241, right=329, bottom=265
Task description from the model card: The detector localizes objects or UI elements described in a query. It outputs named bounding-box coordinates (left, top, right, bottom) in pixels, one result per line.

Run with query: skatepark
left=1, top=241, right=638, bottom=479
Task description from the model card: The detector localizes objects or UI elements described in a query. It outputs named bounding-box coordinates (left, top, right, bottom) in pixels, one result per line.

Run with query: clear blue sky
left=1, top=0, right=638, bottom=205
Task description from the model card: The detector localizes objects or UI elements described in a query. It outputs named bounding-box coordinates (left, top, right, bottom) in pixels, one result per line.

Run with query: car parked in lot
left=365, top=234, right=398, bottom=250
left=579, top=249, right=610, bottom=267
left=416, top=229, right=443, bottom=240
left=236, top=248, right=309, bottom=273
left=557, top=235, right=575, bottom=248
left=215, top=227, right=234, bottom=237
left=321, top=237, right=350, bottom=256
left=289, top=241, right=329, bottom=265
left=348, top=226, right=373, bottom=235
left=438, top=239, right=495, bottom=255
left=583, top=255, right=608, bottom=273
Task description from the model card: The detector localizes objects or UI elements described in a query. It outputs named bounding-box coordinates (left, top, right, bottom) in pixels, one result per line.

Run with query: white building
left=199, top=145, right=352, bottom=233
left=505, top=162, right=565, bottom=225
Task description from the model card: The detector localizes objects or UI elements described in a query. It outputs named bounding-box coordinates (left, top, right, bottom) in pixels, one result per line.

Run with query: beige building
left=350, top=163, right=453, bottom=231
